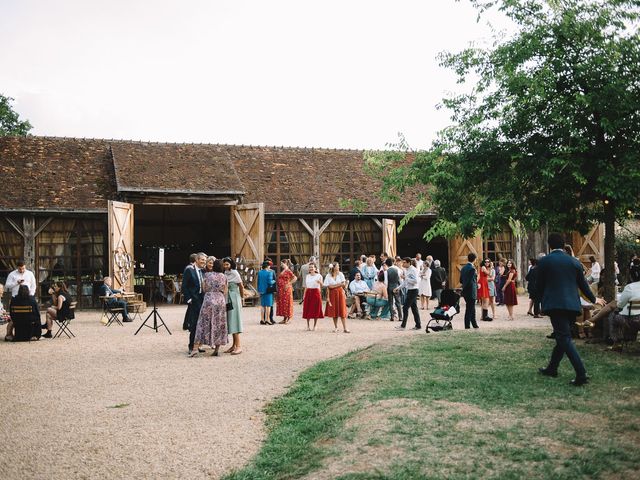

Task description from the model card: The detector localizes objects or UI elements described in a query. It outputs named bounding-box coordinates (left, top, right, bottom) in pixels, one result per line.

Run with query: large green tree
left=0, top=94, right=32, bottom=136
left=369, top=0, right=640, bottom=301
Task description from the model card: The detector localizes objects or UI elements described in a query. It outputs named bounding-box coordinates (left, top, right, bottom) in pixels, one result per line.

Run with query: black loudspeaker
left=146, top=248, right=166, bottom=277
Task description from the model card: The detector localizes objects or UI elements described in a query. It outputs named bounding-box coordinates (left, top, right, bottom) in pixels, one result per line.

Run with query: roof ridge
left=24, top=135, right=382, bottom=153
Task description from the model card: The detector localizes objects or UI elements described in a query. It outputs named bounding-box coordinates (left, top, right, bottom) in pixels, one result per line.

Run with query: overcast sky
left=1, top=0, right=509, bottom=150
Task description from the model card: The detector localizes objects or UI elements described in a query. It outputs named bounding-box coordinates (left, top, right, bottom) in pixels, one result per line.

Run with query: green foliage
left=370, top=0, right=640, bottom=238
left=0, top=94, right=32, bottom=136
left=224, top=330, right=640, bottom=479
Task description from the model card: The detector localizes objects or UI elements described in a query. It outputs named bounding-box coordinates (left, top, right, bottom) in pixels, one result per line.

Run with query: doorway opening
left=396, top=219, right=449, bottom=266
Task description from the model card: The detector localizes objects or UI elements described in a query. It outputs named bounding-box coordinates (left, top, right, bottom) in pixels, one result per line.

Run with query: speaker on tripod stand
left=135, top=248, right=171, bottom=335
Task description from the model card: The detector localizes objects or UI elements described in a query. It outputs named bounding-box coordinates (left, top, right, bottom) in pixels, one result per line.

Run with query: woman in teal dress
left=257, top=261, right=276, bottom=325
left=223, top=257, right=244, bottom=355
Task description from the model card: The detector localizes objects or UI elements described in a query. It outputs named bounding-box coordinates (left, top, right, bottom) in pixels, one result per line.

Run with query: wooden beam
left=372, top=218, right=382, bottom=230
left=5, top=216, right=24, bottom=237
left=34, top=217, right=54, bottom=237
left=298, top=218, right=314, bottom=237
left=318, top=218, right=333, bottom=236
left=23, top=216, right=36, bottom=270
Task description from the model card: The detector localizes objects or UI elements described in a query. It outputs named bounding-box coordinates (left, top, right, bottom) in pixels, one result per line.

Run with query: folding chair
left=53, top=301, right=76, bottom=339
left=9, top=304, right=39, bottom=341
left=100, top=296, right=124, bottom=326
left=619, top=299, right=640, bottom=352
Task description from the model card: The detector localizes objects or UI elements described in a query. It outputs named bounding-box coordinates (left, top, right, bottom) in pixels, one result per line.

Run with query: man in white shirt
left=395, top=257, right=421, bottom=330
left=5, top=261, right=37, bottom=297
left=348, top=272, right=369, bottom=318
left=415, top=253, right=424, bottom=274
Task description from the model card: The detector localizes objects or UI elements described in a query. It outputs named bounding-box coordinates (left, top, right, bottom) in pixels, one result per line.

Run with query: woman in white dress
left=419, top=260, right=432, bottom=310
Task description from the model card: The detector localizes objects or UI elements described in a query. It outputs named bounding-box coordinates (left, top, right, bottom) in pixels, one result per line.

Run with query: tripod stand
left=135, top=276, right=171, bottom=335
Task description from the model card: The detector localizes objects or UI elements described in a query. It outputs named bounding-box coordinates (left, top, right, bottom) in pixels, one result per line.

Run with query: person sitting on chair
left=98, top=277, right=131, bottom=322
left=43, top=281, right=73, bottom=338
left=348, top=272, right=370, bottom=318
left=8, top=285, right=41, bottom=341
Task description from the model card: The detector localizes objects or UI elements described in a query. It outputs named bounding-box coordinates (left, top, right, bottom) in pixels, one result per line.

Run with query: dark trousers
left=387, top=285, right=403, bottom=321
left=107, top=299, right=129, bottom=320
left=400, top=289, right=420, bottom=328
left=533, top=297, right=541, bottom=316
left=547, top=310, right=586, bottom=378
left=187, top=299, right=203, bottom=351
left=463, top=294, right=478, bottom=329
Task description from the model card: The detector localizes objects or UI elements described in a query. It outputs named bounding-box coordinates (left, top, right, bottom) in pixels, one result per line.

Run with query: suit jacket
left=536, top=250, right=595, bottom=314
left=181, top=265, right=203, bottom=305
left=386, top=266, right=401, bottom=288
left=460, top=262, right=477, bottom=299
left=97, top=284, right=122, bottom=298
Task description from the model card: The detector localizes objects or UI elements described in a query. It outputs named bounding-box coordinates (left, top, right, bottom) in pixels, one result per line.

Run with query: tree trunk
left=602, top=204, right=617, bottom=302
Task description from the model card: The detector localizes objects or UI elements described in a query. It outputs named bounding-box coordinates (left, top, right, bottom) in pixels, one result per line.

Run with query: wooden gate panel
left=231, top=203, right=264, bottom=265
left=571, top=224, right=604, bottom=270
left=382, top=218, right=397, bottom=258
left=108, top=200, right=134, bottom=292
left=448, top=234, right=482, bottom=288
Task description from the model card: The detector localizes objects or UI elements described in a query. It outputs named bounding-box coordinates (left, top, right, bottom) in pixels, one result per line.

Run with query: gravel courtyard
left=1, top=298, right=545, bottom=479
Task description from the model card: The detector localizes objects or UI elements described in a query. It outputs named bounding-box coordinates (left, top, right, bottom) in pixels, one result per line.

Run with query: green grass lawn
left=224, top=330, right=640, bottom=480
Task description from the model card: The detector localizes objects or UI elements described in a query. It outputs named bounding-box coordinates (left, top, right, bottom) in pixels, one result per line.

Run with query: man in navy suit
left=460, top=252, right=479, bottom=329
left=536, top=233, right=605, bottom=386
left=98, top=277, right=131, bottom=322
left=183, top=252, right=206, bottom=356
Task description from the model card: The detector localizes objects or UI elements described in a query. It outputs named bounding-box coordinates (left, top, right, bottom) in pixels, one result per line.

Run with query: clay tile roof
left=0, top=136, right=116, bottom=211
left=226, top=145, right=425, bottom=214
left=0, top=136, right=427, bottom=215
left=110, top=142, right=244, bottom=195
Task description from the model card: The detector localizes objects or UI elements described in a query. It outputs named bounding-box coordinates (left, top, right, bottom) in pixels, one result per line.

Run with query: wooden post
left=23, top=216, right=36, bottom=271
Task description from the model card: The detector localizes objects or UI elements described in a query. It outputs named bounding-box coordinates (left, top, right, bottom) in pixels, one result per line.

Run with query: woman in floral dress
left=276, top=258, right=297, bottom=324
left=192, top=258, right=228, bottom=357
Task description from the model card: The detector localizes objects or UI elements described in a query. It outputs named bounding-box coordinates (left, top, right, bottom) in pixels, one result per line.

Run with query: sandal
left=343, top=330, right=351, bottom=333
left=231, top=349, right=243, bottom=355
left=224, top=346, right=236, bottom=353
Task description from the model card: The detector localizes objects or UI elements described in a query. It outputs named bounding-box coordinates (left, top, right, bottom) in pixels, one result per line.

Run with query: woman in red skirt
left=276, top=258, right=297, bottom=324
left=477, top=258, right=492, bottom=321
left=324, top=263, right=350, bottom=333
left=302, top=263, right=324, bottom=330
left=502, top=259, right=518, bottom=321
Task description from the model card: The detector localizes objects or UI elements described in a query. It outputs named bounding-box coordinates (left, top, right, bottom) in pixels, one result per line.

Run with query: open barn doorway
left=134, top=205, right=230, bottom=276
left=396, top=218, right=449, bottom=266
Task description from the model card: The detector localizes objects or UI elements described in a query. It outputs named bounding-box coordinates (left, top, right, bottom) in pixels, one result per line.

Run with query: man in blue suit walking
left=536, top=233, right=605, bottom=386
left=460, top=252, right=479, bottom=329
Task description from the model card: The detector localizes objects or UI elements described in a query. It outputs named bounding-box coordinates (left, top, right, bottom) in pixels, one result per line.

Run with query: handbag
left=266, top=284, right=277, bottom=294
left=226, top=301, right=234, bottom=311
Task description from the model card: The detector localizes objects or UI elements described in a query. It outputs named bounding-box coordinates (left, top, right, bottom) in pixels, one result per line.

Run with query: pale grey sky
left=1, top=0, right=509, bottom=149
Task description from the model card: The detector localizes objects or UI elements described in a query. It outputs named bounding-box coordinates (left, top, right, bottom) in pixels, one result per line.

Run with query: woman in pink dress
left=276, top=259, right=297, bottom=324
left=192, top=258, right=228, bottom=357
left=502, top=259, right=518, bottom=321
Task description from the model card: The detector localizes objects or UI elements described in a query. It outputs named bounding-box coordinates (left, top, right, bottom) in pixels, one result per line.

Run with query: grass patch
left=106, top=403, right=130, bottom=409
left=224, top=330, right=640, bottom=480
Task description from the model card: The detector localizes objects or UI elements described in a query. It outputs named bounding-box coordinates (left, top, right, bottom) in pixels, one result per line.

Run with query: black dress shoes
left=570, top=376, right=590, bottom=386
left=546, top=332, right=556, bottom=339
left=538, top=367, right=558, bottom=378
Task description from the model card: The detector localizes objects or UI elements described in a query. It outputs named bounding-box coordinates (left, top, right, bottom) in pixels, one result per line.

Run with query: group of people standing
left=460, top=254, right=520, bottom=329
left=183, top=253, right=244, bottom=358
left=1, top=261, right=73, bottom=341
left=253, top=252, right=448, bottom=333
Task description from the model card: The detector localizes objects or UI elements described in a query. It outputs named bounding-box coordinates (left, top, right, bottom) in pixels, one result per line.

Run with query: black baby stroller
left=426, top=289, right=461, bottom=333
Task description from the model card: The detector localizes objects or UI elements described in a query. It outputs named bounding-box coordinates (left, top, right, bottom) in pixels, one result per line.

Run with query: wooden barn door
left=448, top=234, right=482, bottom=288
left=571, top=224, right=604, bottom=270
left=108, top=200, right=135, bottom=292
left=231, top=203, right=264, bottom=266
left=382, top=218, right=397, bottom=258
